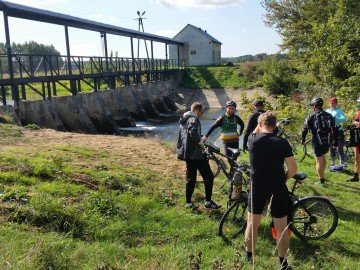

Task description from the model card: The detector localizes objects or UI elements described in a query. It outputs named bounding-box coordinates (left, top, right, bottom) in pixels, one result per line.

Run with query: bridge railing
left=0, top=54, right=183, bottom=82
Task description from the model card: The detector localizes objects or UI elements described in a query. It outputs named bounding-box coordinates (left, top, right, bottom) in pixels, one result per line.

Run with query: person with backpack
left=301, top=97, right=338, bottom=185
left=346, top=97, right=360, bottom=182
left=202, top=100, right=244, bottom=162
left=243, top=99, right=266, bottom=152
left=325, top=97, right=347, bottom=166
left=177, top=102, right=221, bottom=209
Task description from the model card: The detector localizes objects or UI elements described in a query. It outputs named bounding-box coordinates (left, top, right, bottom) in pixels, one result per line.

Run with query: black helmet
left=310, top=97, right=324, bottom=107
left=225, top=100, right=237, bottom=108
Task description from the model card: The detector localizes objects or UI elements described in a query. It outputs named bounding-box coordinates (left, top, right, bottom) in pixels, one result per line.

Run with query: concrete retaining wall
left=19, top=100, right=66, bottom=131
left=13, top=80, right=179, bottom=134
left=0, top=105, right=22, bottom=125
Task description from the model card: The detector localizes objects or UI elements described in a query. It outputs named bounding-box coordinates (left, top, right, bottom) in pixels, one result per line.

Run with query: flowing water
left=119, top=108, right=245, bottom=147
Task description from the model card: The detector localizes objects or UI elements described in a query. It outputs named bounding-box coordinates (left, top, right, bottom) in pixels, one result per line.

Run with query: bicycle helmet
left=310, top=97, right=324, bottom=107
left=357, top=96, right=360, bottom=102
left=225, top=100, right=237, bottom=108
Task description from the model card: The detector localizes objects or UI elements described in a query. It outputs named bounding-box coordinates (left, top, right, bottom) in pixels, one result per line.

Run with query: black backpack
left=314, top=111, right=332, bottom=146
left=348, top=125, right=360, bottom=147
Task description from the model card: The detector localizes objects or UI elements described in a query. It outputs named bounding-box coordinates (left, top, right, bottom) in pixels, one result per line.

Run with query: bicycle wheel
left=287, top=135, right=306, bottom=162
left=218, top=197, right=247, bottom=242
left=303, top=139, right=313, bottom=161
left=289, top=197, right=338, bottom=240
left=343, top=145, right=354, bottom=165
left=208, top=156, right=221, bottom=178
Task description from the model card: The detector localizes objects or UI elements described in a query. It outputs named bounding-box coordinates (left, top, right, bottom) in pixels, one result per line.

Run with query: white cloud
left=150, top=0, right=244, bottom=9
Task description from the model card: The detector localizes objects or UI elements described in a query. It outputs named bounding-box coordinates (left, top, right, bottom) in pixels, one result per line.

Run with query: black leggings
left=186, top=159, right=214, bottom=203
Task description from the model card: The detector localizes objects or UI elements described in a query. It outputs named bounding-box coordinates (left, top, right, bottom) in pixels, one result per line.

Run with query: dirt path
left=19, top=128, right=185, bottom=178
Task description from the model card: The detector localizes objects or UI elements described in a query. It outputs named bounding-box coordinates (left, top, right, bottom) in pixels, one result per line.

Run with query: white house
left=169, top=24, right=222, bottom=66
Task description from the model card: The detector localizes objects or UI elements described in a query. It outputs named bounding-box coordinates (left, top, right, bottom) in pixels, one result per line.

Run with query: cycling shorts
left=247, top=190, right=288, bottom=218
left=312, top=143, right=330, bottom=157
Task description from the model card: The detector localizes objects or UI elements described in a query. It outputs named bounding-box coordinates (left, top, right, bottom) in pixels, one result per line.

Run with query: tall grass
left=0, top=124, right=359, bottom=269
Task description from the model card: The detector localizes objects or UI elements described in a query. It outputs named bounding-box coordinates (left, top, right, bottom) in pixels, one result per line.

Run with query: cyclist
left=326, top=97, right=347, bottom=166
left=244, top=111, right=297, bottom=269
left=177, top=102, right=221, bottom=209
left=202, top=100, right=244, bottom=162
left=242, top=99, right=266, bottom=152
left=347, top=97, right=360, bottom=182
left=301, top=97, right=338, bottom=185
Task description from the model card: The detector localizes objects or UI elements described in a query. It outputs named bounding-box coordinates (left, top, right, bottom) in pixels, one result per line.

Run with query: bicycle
left=207, top=118, right=306, bottom=177
left=204, top=141, right=250, bottom=192
left=276, top=118, right=307, bottom=162
left=218, top=172, right=339, bottom=242
left=343, top=139, right=354, bottom=164
left=299, top=126, right=355, bottom=164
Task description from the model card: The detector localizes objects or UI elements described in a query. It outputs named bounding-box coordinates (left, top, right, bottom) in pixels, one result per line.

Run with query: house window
left=190, top=50, right=196, bottom=55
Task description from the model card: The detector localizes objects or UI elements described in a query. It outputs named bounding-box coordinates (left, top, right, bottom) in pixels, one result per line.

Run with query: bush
left=260, top=57, right=298, bottom=96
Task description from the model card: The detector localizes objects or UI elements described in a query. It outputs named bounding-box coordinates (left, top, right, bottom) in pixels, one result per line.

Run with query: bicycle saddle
left=293, top=172, right=306, bottom=181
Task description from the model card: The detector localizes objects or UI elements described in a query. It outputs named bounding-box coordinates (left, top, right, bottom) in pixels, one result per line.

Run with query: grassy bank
left=179, top=65, right=261, bottom=89
left=0, top=124, right=359, bottom=269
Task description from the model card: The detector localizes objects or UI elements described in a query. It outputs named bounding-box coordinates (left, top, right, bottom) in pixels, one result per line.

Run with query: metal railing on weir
left=0, top=53, right=184, bottom=105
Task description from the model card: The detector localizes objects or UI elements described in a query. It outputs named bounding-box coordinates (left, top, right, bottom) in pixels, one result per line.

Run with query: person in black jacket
left=301, top=97, right=338, bottom=185
left=243, top=99, right=265, bottom=152
left=177, top=102, right=221, bottom=209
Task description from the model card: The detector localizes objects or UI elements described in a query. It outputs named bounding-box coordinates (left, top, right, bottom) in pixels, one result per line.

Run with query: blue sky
left=0, top=0, right=283, bottom=58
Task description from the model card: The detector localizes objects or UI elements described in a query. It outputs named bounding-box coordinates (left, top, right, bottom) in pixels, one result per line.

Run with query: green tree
left=262, top=0, right=360, bottom=99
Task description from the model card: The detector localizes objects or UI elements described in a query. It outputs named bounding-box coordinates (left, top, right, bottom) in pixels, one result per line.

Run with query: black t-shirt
left=243, top=109, right=265, bottom=148
left=248, top=132, right=293, bottom=196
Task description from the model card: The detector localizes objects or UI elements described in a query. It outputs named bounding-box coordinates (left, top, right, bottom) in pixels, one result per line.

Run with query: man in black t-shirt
left=243, top=99, right=265, bottom=152
left=244, top=111, right=297, bottom=269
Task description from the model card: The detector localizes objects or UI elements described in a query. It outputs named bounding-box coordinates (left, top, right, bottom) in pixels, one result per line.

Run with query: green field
left=0, top=123, right=359, bottom=270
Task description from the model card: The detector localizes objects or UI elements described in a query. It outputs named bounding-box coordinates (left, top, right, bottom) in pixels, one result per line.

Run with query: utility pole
left=136, top=11, right=149, bottom=59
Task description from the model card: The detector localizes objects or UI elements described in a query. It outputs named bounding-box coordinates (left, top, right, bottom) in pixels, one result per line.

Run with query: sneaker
left=280, top=264, right=292, bottom=270
left=204, top=200, right=221, bottom=209
left=346, top=177, right=359, bottom=182
left=314, top=179, right=325, bottom=185
left=280, top=258, right=291, bottom=270
left=186, top=203, right=196, bottom=208
left=242, top=255, right=252, bottom=263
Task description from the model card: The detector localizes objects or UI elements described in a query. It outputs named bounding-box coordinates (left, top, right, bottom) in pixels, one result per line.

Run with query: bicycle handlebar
left=204, top=141, right=243, bottom=165
left=277, top=118, right=291, bottom=127
left=204, top=142, right=221, bottom=153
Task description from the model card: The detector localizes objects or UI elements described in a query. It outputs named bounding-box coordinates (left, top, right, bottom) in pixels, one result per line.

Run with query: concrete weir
left=12, top=80, right=179, bottom=134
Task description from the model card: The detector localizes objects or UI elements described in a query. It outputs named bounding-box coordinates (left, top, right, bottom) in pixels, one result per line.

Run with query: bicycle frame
left=288, top=174, right=334, bottom=205
left=277, top=118, right=307, bottom=162
left=205, top=142, right=250, bottom=190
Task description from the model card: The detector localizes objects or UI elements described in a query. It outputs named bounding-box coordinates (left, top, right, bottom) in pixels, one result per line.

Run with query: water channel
left=119, top=108, right=245, bottom=147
